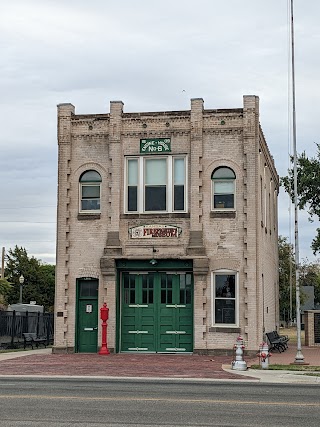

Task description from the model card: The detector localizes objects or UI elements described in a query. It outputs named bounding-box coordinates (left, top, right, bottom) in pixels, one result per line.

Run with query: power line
left=0, top=206, right=55, bottom=210
left=0, top=221, right=55, bottom=224
left=3, top=241, right=55, bottom=243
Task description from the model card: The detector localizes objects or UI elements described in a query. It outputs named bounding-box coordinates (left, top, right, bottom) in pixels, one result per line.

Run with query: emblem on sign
left=129, top=224, right=182, bottom=239
left=140, top=138, right=171, bottom=154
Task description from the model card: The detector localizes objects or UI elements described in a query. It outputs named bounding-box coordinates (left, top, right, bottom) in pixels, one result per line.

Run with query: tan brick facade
left=305, top=310, right=320, bottom=346
left=54, top=96, right=279, bottom=354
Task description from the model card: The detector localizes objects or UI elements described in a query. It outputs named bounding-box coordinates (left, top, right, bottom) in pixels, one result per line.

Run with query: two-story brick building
left=54, top=95, right=279, bottom=355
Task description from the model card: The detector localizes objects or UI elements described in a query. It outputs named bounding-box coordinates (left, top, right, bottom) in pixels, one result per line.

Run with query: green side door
left=77, top=279, right=98, bottom=353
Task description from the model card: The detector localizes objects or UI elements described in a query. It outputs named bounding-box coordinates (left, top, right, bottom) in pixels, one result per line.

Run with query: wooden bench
left=23, top=333, right=47, bottom=350
left=266, top=331, right=286, bottom=353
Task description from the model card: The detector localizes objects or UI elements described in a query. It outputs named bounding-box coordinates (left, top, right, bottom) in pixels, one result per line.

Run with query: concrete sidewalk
left=249, top=344, right=320, bottom=367
left=0, top=346, right=319, bottom=384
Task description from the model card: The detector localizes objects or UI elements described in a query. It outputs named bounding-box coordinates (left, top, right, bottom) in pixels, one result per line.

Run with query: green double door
left=121, top=272, right=193, bottom=353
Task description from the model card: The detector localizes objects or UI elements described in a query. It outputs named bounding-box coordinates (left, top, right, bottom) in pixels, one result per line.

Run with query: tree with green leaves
left=278, top=236, right=295, bottom=321
left=278, top=235, right=320, bottom=322
left=4, top=246, right=55, bottom=312
left=299, top=259, right=320, bottom=308
left=0, top=277, right=12, bottom=309
left=281, top=143, right=320, bottom=254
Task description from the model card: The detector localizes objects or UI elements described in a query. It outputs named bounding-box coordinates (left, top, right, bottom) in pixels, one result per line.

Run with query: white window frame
left=211, top=269, right=239, bottom=327
left=124, top=155, right=188, bottom=213
left=79, top=171, right=101, bottom=213
left=211, top=167, right=236, bottom=211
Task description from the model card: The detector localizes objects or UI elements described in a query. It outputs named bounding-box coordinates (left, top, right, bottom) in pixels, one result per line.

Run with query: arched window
left=211, top=167, right=236, bottom=210
left=79, top=170, right=101, bottom=212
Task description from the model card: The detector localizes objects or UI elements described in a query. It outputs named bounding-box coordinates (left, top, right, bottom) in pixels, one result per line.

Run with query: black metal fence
left=0, top=311, right=54, bottom=349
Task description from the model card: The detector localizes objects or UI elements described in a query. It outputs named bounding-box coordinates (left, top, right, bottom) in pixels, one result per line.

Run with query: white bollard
left=231, top=336, right=247, bottom=371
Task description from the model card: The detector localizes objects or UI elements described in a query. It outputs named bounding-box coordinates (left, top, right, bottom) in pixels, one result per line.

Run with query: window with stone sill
left=79, top=170, right=101, bottom=213
left=211, top=167, right=236, bottom=210
left=125, top=156, right=187, bottom=213
left=212, top=270, right=238, bottom=326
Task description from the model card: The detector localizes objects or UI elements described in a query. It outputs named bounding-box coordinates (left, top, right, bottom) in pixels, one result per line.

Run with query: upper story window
left=79, top=170, right=101, bottom=212
left=211, top=167, right=236, bottom=210
left=125, top=156, right=187, bottom=213
left=212, top=271, right=238, bottom=326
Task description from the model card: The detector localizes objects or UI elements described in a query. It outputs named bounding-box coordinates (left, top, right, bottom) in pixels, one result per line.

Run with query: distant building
left=54, top=96, right=279, bottom=354
left=301, top=285, right=315, bottom=328
left=301, top=286, right=315, bottom=312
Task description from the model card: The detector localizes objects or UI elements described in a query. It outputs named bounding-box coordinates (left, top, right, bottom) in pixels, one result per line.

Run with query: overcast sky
left=1, top=0, right=319, bottom=265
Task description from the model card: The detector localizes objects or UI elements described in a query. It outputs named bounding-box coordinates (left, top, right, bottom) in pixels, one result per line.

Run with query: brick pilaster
left=54, top=103, right=75, bottom=350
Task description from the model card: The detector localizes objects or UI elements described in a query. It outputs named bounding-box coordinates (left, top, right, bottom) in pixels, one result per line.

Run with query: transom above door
left=120, top=272, right=193, bottom=353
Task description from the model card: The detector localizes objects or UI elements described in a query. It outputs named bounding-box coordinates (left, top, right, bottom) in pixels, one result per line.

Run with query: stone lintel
left=193, top=257, right=209, bottom=275
left=100, top=257, right=116, bottom=277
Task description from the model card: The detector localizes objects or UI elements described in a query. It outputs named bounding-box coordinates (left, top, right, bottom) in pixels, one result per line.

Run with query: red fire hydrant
left=98, top=302, right=110, bottom=355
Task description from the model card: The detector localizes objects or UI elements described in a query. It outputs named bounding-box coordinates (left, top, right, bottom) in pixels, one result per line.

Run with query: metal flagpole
left=290, top=0, right=304, bottom=363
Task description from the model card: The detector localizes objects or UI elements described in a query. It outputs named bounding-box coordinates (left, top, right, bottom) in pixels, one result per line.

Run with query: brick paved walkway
left=0, top=345, right=318, bottom=380
left=0, top=353, right=253, bottom=380
left=249, top=345, right=320, bottom=367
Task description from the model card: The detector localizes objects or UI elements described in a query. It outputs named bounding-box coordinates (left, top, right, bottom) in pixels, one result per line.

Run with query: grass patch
left=0, top=345, right=52, bottom=354
left=279, top=327, right=305, bottom=345
left=301, top=373, right=320, bottom=377
left=0, top=348, right=27, bottom=353
left=250, top=364, right=320, bottom=371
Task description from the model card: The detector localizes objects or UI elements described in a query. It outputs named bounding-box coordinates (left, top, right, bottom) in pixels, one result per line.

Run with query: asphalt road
left=0, top=377, right=319, bottom=426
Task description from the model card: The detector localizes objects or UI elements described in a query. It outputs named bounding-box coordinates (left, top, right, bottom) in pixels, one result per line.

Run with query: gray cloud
left=1, top=0, right=319, bottom=263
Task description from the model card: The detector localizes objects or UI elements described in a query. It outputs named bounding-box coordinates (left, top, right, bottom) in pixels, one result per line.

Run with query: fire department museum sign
left=129, top=224, right=182, bottom=239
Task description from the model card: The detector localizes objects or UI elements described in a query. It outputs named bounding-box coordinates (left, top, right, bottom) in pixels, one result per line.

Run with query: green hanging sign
left=140, top=138, right=171, bottom=154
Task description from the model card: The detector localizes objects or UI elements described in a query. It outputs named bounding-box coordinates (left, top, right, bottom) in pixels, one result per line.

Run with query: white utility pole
left=290, top=0, right=304, bottom=364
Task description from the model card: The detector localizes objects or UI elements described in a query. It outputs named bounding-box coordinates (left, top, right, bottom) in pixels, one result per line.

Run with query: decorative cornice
left=121, top=130, right=190, bottom=137
left=72, top=114, right=109, bottom=121
left=203, top=128, right=243, bottom=135
left=123, top=111, right=190, bottom=119
left=71, top=134, right=109, bottom=140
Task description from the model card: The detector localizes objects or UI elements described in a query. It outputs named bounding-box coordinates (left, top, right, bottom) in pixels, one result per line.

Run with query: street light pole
left=290, top=0, right=304, bottom=364
left=19, top=275, right=24, bottom=304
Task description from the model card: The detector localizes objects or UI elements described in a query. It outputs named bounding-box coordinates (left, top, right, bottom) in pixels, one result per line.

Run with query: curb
left=0, top=374, right=259, bottom=383
left=222, top=365, right=320, bottom=384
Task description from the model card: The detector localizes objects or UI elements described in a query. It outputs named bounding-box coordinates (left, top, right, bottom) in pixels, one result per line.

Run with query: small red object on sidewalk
left=98, top=302, right=110, bottom=355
